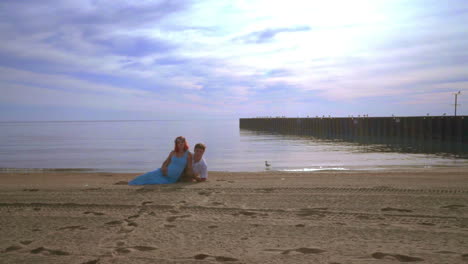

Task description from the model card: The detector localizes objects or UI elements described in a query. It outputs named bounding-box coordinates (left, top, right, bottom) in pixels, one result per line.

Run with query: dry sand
left=1, top=168, right=467, bottom=263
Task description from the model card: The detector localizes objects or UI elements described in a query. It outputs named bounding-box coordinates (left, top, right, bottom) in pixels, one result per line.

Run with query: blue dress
left=129, top=151, right=189, bottom=185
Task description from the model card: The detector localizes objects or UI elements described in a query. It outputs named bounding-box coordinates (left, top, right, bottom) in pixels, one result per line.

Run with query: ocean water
left=0, top=120, right=466, bottom=172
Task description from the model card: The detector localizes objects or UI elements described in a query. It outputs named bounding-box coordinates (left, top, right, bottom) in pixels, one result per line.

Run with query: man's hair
left=194, top=143, right=206, bottom=150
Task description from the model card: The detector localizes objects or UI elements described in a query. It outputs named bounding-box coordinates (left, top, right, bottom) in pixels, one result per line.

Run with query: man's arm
left=193, top=161, right=207, bottom=182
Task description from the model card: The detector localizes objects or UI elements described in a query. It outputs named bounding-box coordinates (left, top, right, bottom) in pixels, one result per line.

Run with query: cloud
left=0, top=67, right=149, bottom=96
left=0, top=1, right=188, bottom=71
left=234, top=26, right=311, bottom=44
left=0, top=1, right=188, bottom=32
left=79, top=34, right=176, bottom=57
left=265, top=69, right=291, bottom=77
left=0, top=67, right=218, bottom=118
left=1, top=0, right=468, bottom=120
left=169, top=77, right=204, bottom=90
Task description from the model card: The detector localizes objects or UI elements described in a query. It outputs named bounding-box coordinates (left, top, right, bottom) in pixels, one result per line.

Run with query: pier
left=240, top=116, right=468, bottom=155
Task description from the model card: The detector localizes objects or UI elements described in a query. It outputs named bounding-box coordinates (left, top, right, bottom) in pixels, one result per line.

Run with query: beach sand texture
left=1, top=168, right=467, bottom=263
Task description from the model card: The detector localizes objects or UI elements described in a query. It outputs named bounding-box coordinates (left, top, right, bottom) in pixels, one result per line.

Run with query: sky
left=0, top=0, right=467, bottom=121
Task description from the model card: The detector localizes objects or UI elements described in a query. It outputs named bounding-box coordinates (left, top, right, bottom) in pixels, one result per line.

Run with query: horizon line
left=0, top=118, right=239, bottom=123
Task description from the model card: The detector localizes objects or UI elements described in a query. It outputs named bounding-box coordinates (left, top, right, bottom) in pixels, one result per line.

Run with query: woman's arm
left=161, top=151, right=174, bottom=176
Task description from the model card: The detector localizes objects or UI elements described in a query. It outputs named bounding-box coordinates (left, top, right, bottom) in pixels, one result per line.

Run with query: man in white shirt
left=179, top=143, right=208, bottom=182
left=191, top=143, right=208, bottom=182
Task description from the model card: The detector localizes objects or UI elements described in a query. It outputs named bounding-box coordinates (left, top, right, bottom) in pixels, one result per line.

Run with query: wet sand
left=1, top=168, right=467, bottom=263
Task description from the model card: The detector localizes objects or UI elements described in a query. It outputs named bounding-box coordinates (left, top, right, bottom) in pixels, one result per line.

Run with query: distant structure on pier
left=240, top=116, right=467, bottom=156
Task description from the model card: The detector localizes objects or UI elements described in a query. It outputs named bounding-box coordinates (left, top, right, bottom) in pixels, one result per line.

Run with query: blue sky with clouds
left=1, top=0, right=467, bottom=120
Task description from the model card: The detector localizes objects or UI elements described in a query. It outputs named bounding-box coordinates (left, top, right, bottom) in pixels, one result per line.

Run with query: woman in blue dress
left=129, top=136, right=193, bottom=185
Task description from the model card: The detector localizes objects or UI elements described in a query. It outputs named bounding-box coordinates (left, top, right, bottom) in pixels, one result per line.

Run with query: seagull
left=265, top=161, right=271, bottom=168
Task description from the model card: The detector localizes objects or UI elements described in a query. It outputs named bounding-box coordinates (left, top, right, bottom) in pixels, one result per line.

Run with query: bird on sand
left=265, top=161, right=271, bottom=168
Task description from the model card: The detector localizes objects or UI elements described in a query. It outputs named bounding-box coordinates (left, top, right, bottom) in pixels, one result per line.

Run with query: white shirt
left=193, top=158, right=208, bottom=179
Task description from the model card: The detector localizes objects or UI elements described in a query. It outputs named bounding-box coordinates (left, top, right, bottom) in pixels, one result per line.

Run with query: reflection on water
left=239, top=129, right=467, bottom=172
left=362, top=140, right=467, bottom=159
left=243, top=129, right=468, bottom=159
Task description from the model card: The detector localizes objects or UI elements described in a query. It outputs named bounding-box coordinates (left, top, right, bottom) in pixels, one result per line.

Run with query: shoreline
left=1, top=168, right=467, bottom=263
left=1, top=163, right=467, bottom=174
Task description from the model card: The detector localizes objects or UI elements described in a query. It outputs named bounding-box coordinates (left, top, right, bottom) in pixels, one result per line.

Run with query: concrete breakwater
left=240, top=116, right=468, bottom=155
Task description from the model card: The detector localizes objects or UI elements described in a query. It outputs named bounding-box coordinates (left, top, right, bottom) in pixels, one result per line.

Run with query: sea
left=0, top=120, right=466, bottom=173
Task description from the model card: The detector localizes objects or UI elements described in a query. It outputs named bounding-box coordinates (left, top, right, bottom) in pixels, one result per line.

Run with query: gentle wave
left=281, top=167, right=349, bottom=172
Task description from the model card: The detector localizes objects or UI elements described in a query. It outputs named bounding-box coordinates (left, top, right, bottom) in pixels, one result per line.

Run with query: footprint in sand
left=194, top=254, right=210, bottom=260
left=419, top=222, right=436, bottom=226
left=164, top=224, right=177, bottom=228
left=85, top=188, right=102, bottom=191
left=20, top=240, right=33, bottom=245
left=234, top=211, right=267, bottom=218
left=114, top=246, right=157, bottom=254
left=81, top=259, right=99, bottom=264
left=264, top=247, right=326, bottom=255
left=282, top=247, right=326, bottom=255
left=84, top=211, right=105, bottom=216
left=131, top=246, right=157, bottom=251
left=58, top=225, right=88, bottom=231
left=141, top=201, right=153, bottom=206
left=166, top=215, right=191, bottom=222
left=239, top=211, right=257, bottom=216
left=208, top=225, right=218, bottom=229
left=215, top=256, right=239, bottom=262
left=125, top=220, right=138, bottom=227
left=198, top=191, right=212, bottom=196
left=381, top=207, right=413, bottom=213
left=23, top=189, right=39, bottom=192
left=30, top=247, right=70, bottom=256
left=127, top=214, right=140, bottom=219
left=4, top=245, right=22, bottom=252
left=392, top=254, right=424, bottom=262
left=105, top=220, right=123, bottom=226
left=114, top=181, right=128, bottom=185
left=193, top=254, right=239, bottom=262
left=441, top=204, right=466, bottom=210
left=371, top=252, right=424, bottom=262
left=114, top=247, right=132, bottom=254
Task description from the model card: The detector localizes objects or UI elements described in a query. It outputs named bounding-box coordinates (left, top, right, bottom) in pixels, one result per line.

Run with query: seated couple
left=128, top=136, right=207, bottom=185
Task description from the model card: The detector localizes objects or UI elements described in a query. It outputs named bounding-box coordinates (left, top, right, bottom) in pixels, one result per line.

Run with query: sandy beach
left=1, top=168, right=467, bottom=263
